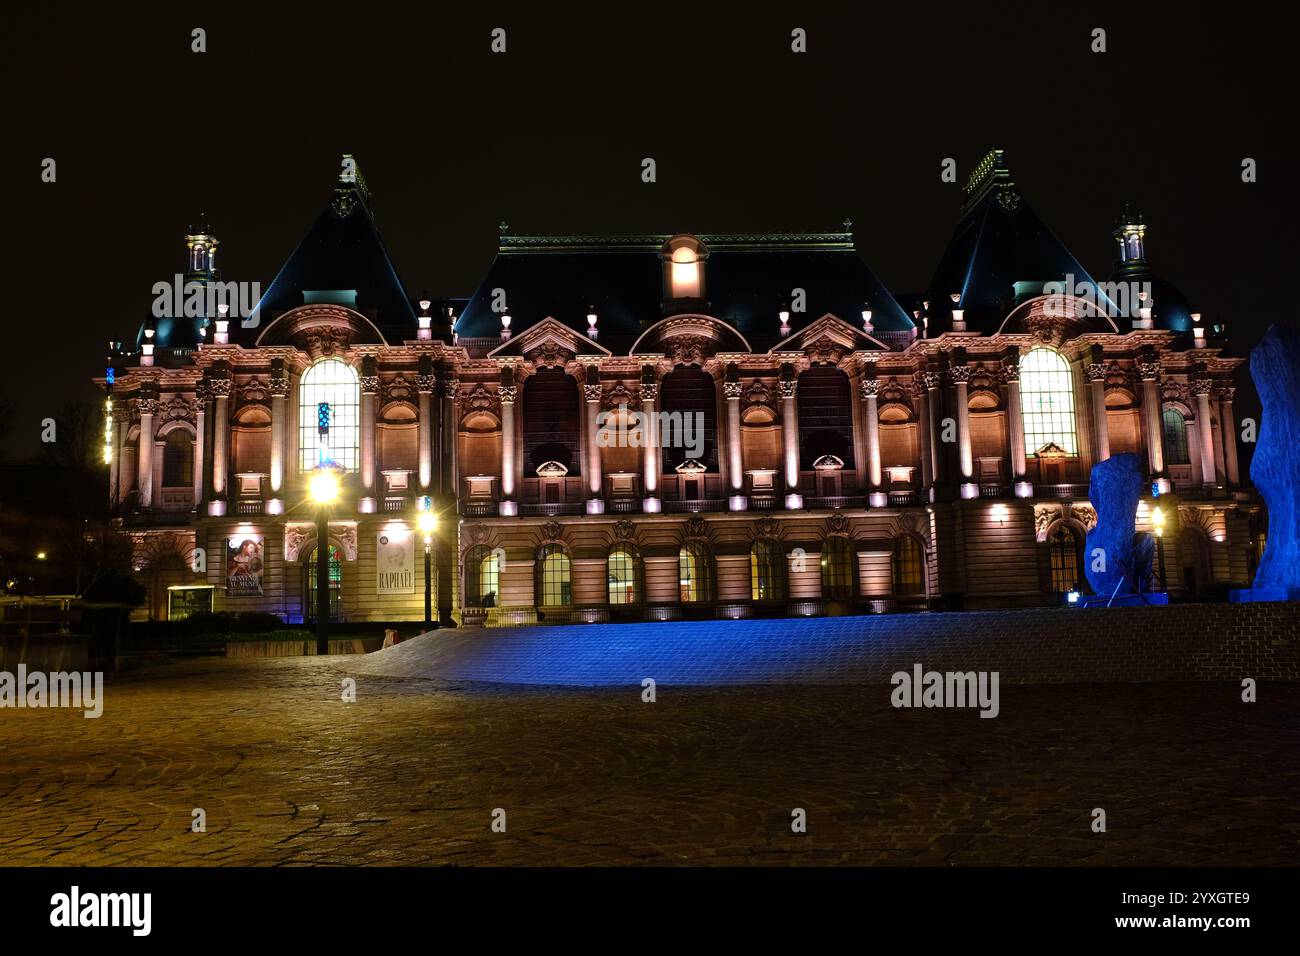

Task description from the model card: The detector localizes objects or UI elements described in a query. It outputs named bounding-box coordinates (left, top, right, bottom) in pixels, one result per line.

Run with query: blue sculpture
left=1084, top=452, right=1150, bottom=597
left=1249, top=324, right=1300, bottom=596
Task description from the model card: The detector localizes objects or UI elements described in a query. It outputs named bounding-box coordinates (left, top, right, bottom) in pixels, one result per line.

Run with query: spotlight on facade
left=309, top=470, right=341, bottom=505
left=990, top=502, right=1009, bottom=526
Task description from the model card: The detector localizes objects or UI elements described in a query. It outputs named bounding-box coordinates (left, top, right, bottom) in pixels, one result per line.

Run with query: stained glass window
left=299, top=359, right=360, bottom=472
left=1020, top=348, right=1077, bottom=456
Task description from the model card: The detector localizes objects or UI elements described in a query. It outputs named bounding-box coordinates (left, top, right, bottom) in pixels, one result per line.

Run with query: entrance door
left=306, top=544, right=343, bottom=622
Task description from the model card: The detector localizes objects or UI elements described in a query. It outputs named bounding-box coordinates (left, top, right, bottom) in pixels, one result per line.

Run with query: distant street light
left=309, top=469, right=341, bottom=654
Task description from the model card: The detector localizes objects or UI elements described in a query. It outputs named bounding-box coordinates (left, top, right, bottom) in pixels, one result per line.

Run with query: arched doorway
left=1179, top=527, right=1212, bottom=597
left=305, top=544, right=343, bottom=622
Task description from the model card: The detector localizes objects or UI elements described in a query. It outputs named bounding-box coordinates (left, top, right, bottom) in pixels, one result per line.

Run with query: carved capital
left=1086, top=363, right=1108, bottom=384
left=136, top=398, right=160, bottom=417
left=584, top=384, right=603, bottom=403
left=270, top=375, right=290, bottom=397
left=859, top=378, right=880, bottom=399
left=1001, top=362, right=1020, bottom=384
left=415, top=373, right=436, bottom=394
left=1191, top=378, right=1215, bottom=397
left=498, top=385, right=517, bottom=406
left=207, top=378, right=232, bottom=399
left=1215, top=385, right=1236, bottom=403
left=778, top=381, right=798, bottom=400
left=640, top=383, right=659, bottom=403
left=359, top=375, right=380, bottom=395
left=440, top=378, right=460, bottom=400
left=1138, top=361, right=1162, bottom=382
left=923, top=371, right=942, bottom=390
left=947, top=365, right=972, bottom=385
left=723, top=382, right=743, bottom=400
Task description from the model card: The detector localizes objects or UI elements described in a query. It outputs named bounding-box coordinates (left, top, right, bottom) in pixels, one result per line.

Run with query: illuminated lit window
left=1048, top=524, right=1081, bottom=593
left=1020, top=348, right=1077, bottom=456
left=750, top=539, right=786, bottom=601
left=299, top=359, right=360, bottom=472
left=306, top=544, right=343, bottom=622
left=820, top=536, right=856, bottom=599
left=162, top=430, right=193, bottom=486
left=670, top=246, right=701, bottom=299
left=537, top=544, right=571, bottom=607
left=1162, top=407, right=1190, bottom=465
left=678, top=542, right=714, bottom=603
left=464, top=544, right=500, bottom=608
left=892, top=535, right=924, bottom=596
left=607, top=548, right=639, bottom=605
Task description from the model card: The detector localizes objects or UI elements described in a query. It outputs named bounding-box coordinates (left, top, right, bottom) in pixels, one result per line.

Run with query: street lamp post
left=417, top=508, right=437, bottom=632
left=1152, top=504, right=1167, bottom=592
left=309, top=469, right=341, bottom=655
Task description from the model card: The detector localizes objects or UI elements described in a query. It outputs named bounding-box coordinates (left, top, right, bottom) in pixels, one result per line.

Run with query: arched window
left=660, top=366, right=718, bottom=472
left=1048, top=525, right=1081, bottom=594
left=464, top=544, right=500, bottom=608
left=607, top=547, right=640, bottom=605
left=821, top=536, right=856, bottom=599
left=678, top=542, right=714, bottom=603
left=162, top=430, right=193, bottom=486
left=537, top=544, right=571, bottom=607
left=750, top=539, right=786, bottom=602
left=1020, top=348, right=1077, bottom=456
left=1162, top=407, right=1190, bottom=465
left=892, top=535, right=925, bottom=596
left=797, top=366, right=856, bottom=470
left=299, top=359, right=360, bottom=471
left=523, top=368, right=582, bottom=475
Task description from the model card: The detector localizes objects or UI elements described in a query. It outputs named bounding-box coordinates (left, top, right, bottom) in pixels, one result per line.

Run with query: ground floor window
left=679, top=542, right=714, bottom=603
left=821, top=536, right=856, bottom=599
left=607, top=548, right=638, bottom=605
left=1047, top=524, right=1080, bottom=594
left=464, top=544, right=500, bottom=607
left=750, top=539, right=786, bottom=601
left=538, top=544, right=571, bottom=607
left=305, top=544, right=343, bottom=622
left=892, top=535, right=925, bottom=596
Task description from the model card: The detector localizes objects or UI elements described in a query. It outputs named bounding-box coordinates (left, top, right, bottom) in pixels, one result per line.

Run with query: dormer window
left=661, top=235, right=708, bottom=302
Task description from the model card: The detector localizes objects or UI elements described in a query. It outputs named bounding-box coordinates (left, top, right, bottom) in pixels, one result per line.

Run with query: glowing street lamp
left=309, top=468, right=341, bottom=653
left=417, top=503, right=437, bottom=631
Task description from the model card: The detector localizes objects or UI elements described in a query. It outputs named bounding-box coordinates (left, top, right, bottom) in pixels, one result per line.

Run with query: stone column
left=780, top=377, right=801, bottom=508
left=416, top=372, right=434, bottom=491
left=912, top=379, right=932, bottom=492
left=724, top=381, right=745, bottom=509
left=860, top=377, right=884, bottom=506
left=584, top=371, right=604, bottom=514
left=641, top=380, right=660, bottom=511
left=1193, top=378, right=1217, bottom=487
left=1004, top=361, right=1030, bottom=497
left=949, top=365, right=976, bottom=497
left=499, top=377, right=517, bottom=515
left=1087, top=362, right=1111, bottom=462
left=1139, top=360, right=1165, bottom=481
left=359, top=373, right=378, bottom=501
left=925, top=371, right=943, bottom=484
left=269, top=374, right=287, bottom=498
left=192, top=388, right=207, bottom=508
left=440, top=376, right=459, bottom=500
left=137, top=397, right=158, bottom=509
left=1217, top=386, right=1240, bottom=486
left=115, top=411, right=131, bottom=507
left=209, top=378, right=231, bottom=504
left=107, top=402, right=121, bottom=506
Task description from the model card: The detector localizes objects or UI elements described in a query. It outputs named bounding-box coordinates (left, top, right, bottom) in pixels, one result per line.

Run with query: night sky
left=3, top=4, right=1294, bottom=460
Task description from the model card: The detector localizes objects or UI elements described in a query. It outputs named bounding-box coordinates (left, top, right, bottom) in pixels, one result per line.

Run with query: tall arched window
left=678, top=542, right=714, bottom=603
left=607, top=547, right=639, bottom=605
left=523, top=369, right=581, bottom=475
left=464, top=544, right=500, bottom=608
left=1162, top=407, right=1190, bottom=465
left=821, top=536, right=856, bottom=599
left=798, top=366, right=856, bottom=470
left=162, top=430, right=193, bottom=486
left=537, top=544, right=571, bottom=607
left=1020, top=348, right=1077, bottom=456
left=750, top=539, right=786, bottom=601
left=299, top=359, right=360, bottom=471
left=1048, top=525, right=1081, bottom=594
left=892, top=535, right=925, bottom=596
left=660, top=366, right=718, bottom=472
left=306, top=544, right=343, bottom=621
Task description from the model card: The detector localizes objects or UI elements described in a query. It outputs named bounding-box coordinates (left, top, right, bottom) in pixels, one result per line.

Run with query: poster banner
left=377, top=530, right=415, bottom=595
left=225, top=535, right=265, bottom=596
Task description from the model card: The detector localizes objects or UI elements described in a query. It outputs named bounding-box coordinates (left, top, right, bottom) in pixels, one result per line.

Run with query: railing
left=460, top=501, right=499, bottom=517
left=233, top=500, right=265, bottom=515
left=887, top=490, right=919, bottom=507
left=749, top=494, right=779, bottom=510
left=380, top=497, right=409, bottom=513
left=1036, top=483, right=1089, bottom=499
left=804, top=495, right=865, bottom=511
left=520, top=502, right=584, bottom=516
left=978, top=482, right=1008, bottom=499
left=663, top=498, right=729, bottom=513
left=607, top=498, right=640, bottom=513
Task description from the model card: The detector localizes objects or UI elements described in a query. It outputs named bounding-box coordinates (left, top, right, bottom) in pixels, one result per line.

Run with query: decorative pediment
left=487, top=316, right=610, bottom=363
left=1034, top=441, right=1071, bottom=458
left=629, top=314, right=752, bottom=360
left=254, top=304, right=386, bottom=351
left=536, top=460, right=569, bottom=478
left=768, top=313, right=888, bottom=359
left=675, top=459, right=708, bottom=474
left=812, top=454, right=844, bottom=471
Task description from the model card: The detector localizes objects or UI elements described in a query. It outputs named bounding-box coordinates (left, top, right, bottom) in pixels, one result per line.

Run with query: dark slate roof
left=454, top=232, right=913, bottom=352
left=927, top=149, right=1109, bottom=334
left=240, top=163, right=416, bottom=345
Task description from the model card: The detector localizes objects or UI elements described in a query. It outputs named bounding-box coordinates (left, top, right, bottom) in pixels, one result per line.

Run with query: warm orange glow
left=670, top=249, right=700, bottom=298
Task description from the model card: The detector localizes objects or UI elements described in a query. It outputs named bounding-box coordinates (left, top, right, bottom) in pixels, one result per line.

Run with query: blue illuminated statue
left=1249, top=324, right=1300, bottom=595
left=1084, top=452, right=1152, bottom=597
